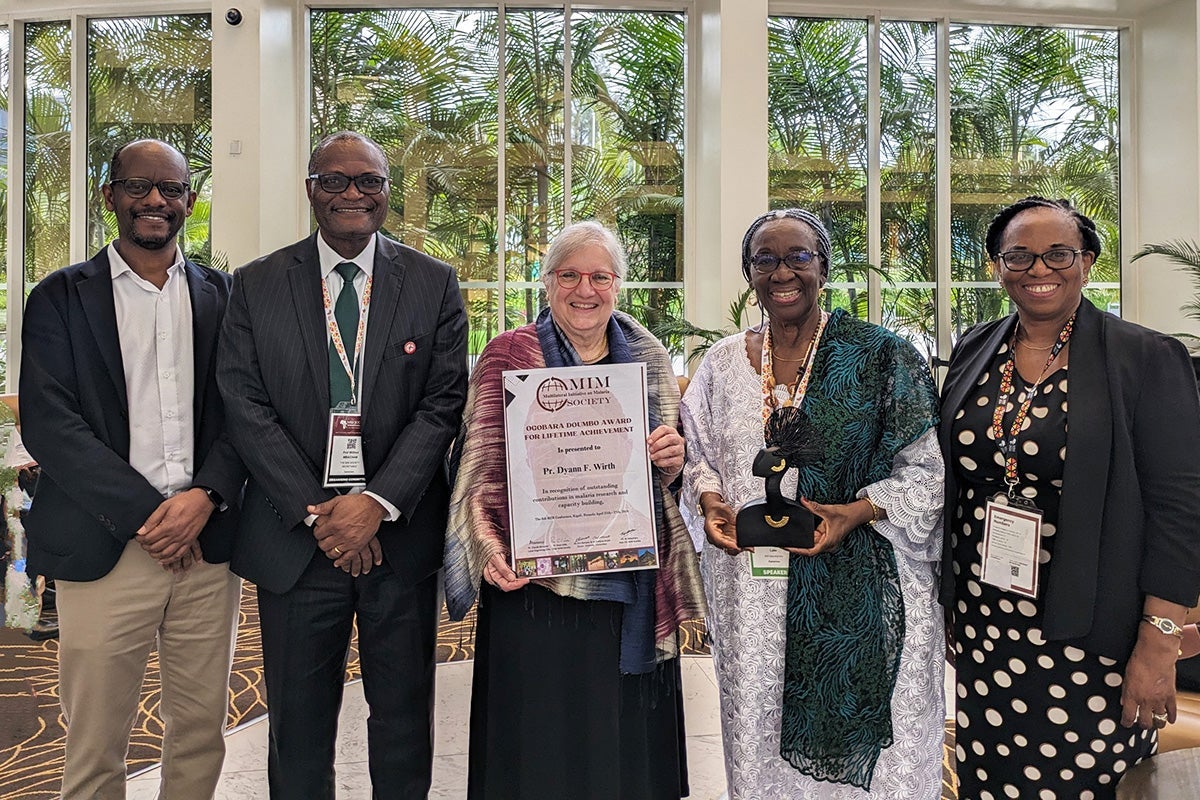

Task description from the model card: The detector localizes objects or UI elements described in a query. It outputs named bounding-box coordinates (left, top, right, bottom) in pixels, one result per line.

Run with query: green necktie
left=329, top=261, right=361, bottom=408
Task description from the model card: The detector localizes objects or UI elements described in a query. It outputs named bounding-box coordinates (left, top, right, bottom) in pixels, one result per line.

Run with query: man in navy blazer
left=20, top=139, right=244, bottom=799
left=217, top=131, right=468, bottom=798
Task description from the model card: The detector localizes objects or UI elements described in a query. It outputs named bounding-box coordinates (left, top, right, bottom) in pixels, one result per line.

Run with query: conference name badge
left=748, top=547, right=789, bottom=580
left=324, top=410, right=366, bottom=488
left=980, top=496, right=1042, bottom=598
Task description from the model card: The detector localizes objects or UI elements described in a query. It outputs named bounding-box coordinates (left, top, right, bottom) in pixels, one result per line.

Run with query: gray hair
left=308, top=130, right=388, bottom=175
left=541, top=220, right=628, bottom=284
left=741, top=208, right=833, bottom=280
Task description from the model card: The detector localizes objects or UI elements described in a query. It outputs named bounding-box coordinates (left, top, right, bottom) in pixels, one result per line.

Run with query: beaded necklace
left=760, top=311, right=828, bottom=426
left=991, top=312, right=1075, bottom=497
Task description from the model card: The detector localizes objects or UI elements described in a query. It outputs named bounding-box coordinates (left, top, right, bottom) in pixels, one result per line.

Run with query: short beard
left=128, top=223, right=182, bottom=251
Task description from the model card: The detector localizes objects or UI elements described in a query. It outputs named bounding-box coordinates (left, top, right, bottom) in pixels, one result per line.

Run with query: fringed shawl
left=444, top=310, right=706, bottom=666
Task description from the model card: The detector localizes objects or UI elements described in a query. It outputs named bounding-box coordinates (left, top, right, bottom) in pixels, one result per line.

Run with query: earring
left=748, top=292, right=758, bottom=307
left=1083, top=276, right=1090, bottom=287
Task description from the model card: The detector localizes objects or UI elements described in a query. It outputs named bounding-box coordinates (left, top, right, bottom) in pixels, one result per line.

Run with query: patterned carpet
left=0, top=581, right=957, bottom=799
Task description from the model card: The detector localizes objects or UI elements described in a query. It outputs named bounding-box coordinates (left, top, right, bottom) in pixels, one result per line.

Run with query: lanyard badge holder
left=979, top=314, right=1074, bottom=599
left=323, top=274, right=372, bottom=488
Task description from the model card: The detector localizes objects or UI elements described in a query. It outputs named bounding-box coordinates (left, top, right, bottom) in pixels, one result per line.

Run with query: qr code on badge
left=1010, top=564, right=1021, bottom=577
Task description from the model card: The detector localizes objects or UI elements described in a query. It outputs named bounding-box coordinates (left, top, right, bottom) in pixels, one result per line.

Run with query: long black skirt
left=467, top=583, right=689, bottom=800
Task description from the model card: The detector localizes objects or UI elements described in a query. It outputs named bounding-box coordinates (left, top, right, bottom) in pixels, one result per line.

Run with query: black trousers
left=258, top=548, right=439, bottom=799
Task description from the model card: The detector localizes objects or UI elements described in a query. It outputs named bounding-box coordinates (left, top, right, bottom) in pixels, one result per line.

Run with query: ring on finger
left=1153, top=712, right=1168, bottom=725
left=333, top=545, right=342, bottom=555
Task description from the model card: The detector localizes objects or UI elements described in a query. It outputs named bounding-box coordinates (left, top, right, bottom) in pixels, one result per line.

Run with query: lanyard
left=760, top=311, right=828, bottom=426
left=320, top=271, right=373, bottom=407
left=991, top=313, right=1075, bottom=496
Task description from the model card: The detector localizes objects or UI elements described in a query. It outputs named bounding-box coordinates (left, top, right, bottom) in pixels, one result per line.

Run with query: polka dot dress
left=951, top=345, right=1154, bottom=800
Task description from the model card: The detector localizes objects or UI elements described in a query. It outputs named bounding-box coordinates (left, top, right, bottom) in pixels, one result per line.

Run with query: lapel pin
left=404, top=340, right=417, bottom=354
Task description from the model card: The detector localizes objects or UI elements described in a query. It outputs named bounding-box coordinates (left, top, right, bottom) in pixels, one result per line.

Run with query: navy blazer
left=939, top=298, right=1200, bottom=661
left=217, top=233, right=468, bottom=595
left=19, top=248, right=244, bottom=581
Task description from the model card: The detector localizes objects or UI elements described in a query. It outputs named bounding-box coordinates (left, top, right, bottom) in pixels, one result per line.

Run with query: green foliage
left=1131, top=241, right=1200, bottom=339
left=651, top=288, right=755, bottom=365
left=766, top=19, right=1120, bottom=350
left=309, top=10, right=686, bottom=355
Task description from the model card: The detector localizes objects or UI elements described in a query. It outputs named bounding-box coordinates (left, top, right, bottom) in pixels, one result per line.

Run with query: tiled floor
left=126, top=656, right=731, bottom=800
left=127, top=657, right=956, bottom=800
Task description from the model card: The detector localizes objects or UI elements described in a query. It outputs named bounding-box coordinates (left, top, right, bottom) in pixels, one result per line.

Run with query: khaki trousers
left=56, top=540, right=241, bottom=800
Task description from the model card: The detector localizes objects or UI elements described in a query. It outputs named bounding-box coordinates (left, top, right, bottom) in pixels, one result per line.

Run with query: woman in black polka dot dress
left=938, top=197, right=1200, bottom=800
left=951, top=348, right=1152, bottom=799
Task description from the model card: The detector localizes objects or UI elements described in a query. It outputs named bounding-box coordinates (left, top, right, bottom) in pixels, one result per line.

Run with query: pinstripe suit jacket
left=217, top=233, right=468, bottom=594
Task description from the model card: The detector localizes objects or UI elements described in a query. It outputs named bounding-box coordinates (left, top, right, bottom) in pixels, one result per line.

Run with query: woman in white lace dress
left=681, top=209, right=946, bottom=799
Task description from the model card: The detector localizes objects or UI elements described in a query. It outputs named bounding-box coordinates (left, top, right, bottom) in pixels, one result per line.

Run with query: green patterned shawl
left=777, top=310, right=939, bottom=789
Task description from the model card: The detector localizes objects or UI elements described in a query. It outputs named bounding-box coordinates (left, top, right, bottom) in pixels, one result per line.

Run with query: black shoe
left=27, top=620, right=59, bottom=642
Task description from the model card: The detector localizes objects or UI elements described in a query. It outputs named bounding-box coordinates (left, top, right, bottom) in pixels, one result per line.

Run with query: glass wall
left=24, top=21, right=71, bottom=289
left=87, top=15, right=213, bottom=261
left=0, top=28, right=8, bottom=385
left=767, top=17, right=869, bottom=319
left=310, top=7, right=686, bottom=356
left=949, top=24, right=1120, bottom=335
left=768, top=16, right=1120, bottom=354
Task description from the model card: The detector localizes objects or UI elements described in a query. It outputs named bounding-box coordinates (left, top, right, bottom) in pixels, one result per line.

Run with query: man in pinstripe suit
left=216, top=131, right=468, bottom=799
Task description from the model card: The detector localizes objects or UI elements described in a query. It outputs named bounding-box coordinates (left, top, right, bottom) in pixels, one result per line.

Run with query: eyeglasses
left=551, top=269, right=619, bottom=290
left=307, top=173, right=389, bottom=195
left=109, top=178, right=190, bottom=200
left=749, top=250, right=822, bottom=274
left=997, top=248, right=1087, bottom=272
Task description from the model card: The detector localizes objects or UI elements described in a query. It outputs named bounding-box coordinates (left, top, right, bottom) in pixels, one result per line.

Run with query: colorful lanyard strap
left=760, top=311, right=828, bottom=426
left=320, top=271, right=373, bottom=407
left=991, top=313, right=1075, bottom=496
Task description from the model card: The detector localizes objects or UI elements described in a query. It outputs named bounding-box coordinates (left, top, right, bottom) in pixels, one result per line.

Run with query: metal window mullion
left=866, top=14, right=881, bottom=325
left=497, top=4, right=508, bottom=333
left=562, top=1, right=572, bottom=228
left=935, top=16, right=952, bottom=359
left=69, top=14, right=86, bottom=266
left=8, top=21, right=27, bottom=393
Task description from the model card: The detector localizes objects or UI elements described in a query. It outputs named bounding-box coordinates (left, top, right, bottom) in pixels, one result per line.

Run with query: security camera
left=225, top=8, right=243, bottom=26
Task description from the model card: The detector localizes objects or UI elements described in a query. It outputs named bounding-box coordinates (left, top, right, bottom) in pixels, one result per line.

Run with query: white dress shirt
left=109, top=242, right=195, bottom=497
left=313, top=232, right=401, bottom=523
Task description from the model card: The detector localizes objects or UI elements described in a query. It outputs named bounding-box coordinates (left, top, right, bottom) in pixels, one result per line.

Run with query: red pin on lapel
left=404, top=340, right=417, bottom=354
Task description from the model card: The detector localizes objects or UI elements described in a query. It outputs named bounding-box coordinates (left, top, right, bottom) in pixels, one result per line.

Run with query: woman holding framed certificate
left=444, top=221, right=706, bottom=800
left=681, top=208, right=945, bottom=799
left=941, top=197, right=1200, bottom=799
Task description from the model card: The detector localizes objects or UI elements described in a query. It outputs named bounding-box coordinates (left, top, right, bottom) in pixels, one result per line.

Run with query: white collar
left=317, top=231, right=376, bottom=279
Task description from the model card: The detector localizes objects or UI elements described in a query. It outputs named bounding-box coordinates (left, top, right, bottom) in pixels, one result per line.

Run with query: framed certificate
left=502, top=363, right=659, bottom=578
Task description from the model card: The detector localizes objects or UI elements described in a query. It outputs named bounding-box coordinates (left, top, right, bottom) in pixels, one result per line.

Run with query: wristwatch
left=198, top=486, right=228, bottom=513
left=1142, top=614, right=1184, bottom=638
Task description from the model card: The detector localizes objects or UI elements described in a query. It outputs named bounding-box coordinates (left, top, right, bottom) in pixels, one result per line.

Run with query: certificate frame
left=502, top=363, right=659, bottom=579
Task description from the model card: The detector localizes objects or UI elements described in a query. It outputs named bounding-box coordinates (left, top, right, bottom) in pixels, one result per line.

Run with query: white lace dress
left=681, top=332, right=946, bottom=800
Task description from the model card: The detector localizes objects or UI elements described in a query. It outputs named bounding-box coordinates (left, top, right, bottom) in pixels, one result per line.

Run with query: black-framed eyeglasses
left=749, top=250, right=822, bottom=274
left=308, top=173, right=389, bottom=195
left=109, top=178, right=190, bottom=200
left=550, top=269, right=618, bottom=290
left=997, top=248, right=1087, bottom=272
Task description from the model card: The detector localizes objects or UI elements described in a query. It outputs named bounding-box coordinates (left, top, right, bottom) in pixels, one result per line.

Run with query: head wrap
left=741, top=208, right=833, bottom=280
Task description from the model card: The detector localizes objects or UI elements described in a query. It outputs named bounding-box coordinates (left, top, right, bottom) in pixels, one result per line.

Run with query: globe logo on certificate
left=536, top=376, right=570, bottom=412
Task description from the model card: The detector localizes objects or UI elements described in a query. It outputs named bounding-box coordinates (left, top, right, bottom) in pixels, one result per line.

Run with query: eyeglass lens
left=113, top=179, right=189, bottom=200
left=1001, top=249, right=1079, bottom=271
left=751, top=251, right=818, bottom=272
left=311, top=173, right=388, bottom=195
left=554, top=270, right=615, bottom=288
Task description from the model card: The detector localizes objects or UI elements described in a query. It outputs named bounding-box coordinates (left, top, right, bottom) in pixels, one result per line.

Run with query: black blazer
left=217, top=233, right=468, bottom=595
left=19, top=248, right=244, bottom=581
left=939, top=298, right=1200, bottom=660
